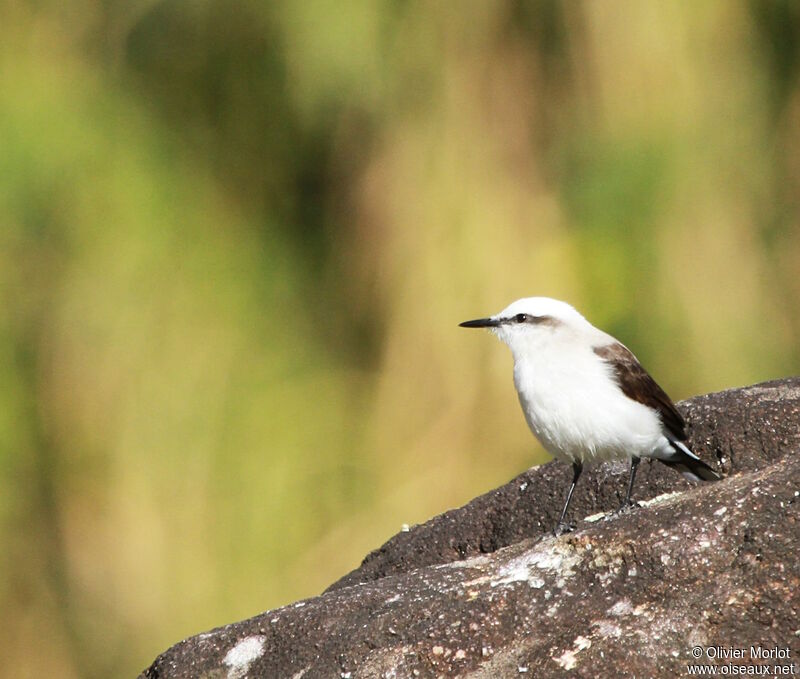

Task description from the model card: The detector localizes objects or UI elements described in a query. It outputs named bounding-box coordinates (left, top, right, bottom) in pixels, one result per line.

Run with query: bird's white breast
left=510, top=336, right=666, bottom=464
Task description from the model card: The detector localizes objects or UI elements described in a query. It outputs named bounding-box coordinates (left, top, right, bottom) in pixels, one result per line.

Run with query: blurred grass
left=1, top=1, right=799, bottom=677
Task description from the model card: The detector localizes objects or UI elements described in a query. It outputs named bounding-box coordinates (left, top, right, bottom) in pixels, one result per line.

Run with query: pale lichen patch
left=553, top=635, right=591, bottom=670
left=638, top=491, right=683, bottom=508
left=586, top=491, right=683, bottom=525
left=593, top=619, right=623, bottom=637
left=223, top=635, right=267, bottom=679
left=574, top=635, right=591, bottom=650
left=584, top=511, right=610, bottom=523
left=608, top=599, right=633, bottom=617
left=490, top=541, right=583, bottom=589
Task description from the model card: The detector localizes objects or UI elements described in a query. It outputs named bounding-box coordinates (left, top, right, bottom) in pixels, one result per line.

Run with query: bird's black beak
left=459, top=317, right=501, bottom=328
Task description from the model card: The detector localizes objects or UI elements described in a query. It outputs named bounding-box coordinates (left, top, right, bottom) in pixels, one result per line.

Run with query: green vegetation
left=1, top=2, right=798, bottom=676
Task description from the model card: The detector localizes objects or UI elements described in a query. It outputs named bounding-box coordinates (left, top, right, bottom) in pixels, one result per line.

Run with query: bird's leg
left=616, top=456, right=641, bottom=514
left=554, top=462, right=583, bottom=536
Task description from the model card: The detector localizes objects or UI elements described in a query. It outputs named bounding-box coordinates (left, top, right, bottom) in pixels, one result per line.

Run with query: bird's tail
left=662, top=439, right=720, bottom=482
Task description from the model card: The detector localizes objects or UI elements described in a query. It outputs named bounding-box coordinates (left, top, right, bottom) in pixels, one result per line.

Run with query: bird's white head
left=459, top=297, right=597, bottom=359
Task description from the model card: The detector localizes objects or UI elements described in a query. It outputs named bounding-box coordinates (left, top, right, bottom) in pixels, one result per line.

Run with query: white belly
left=513, top=349, right=667, bottom=464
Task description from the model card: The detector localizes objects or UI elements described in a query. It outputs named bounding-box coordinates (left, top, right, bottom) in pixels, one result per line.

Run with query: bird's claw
left=612, top=500, right=640, bottom=516
left=553, top=521, right=576, bottom=536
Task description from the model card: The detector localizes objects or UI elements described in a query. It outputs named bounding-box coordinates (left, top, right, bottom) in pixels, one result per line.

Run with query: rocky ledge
left=140, top=378, right=800, bottom=678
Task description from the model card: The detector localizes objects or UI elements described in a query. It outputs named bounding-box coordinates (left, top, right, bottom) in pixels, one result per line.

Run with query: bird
left=459, top=297, right=719, bottom=535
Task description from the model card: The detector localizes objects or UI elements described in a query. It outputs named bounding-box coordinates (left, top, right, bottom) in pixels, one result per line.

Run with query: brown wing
left=593, top=342, right=686, bottom=441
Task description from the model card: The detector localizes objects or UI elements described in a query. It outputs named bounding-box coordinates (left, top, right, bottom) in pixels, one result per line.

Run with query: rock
left=139, top=378, right=800, bottom=678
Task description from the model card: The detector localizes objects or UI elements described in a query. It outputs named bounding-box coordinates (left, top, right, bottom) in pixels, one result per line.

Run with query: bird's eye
left=514, top=313, right=527, bottom=323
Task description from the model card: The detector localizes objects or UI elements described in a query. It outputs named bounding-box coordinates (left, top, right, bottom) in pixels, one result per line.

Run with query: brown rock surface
left=140, top=378, right=800, bottom=678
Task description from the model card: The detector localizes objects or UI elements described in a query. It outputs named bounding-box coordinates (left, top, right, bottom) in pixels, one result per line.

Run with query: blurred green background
left=2, top=1, right=799, bottom=676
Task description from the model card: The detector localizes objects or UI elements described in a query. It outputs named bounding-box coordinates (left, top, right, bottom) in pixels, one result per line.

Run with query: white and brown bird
left=460, top=297, right=719, bottom=535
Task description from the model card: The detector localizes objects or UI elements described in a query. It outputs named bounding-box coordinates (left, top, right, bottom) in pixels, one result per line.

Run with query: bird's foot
left=553, top=520, right=576, bottom=536
left=612, top=499, right=640, bottom=516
